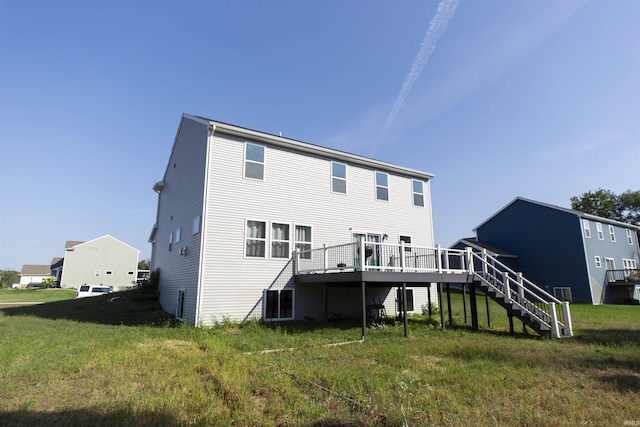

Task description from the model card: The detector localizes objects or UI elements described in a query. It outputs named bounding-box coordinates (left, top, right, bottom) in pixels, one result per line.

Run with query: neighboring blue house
left=453, top=197, right=640, bottom=305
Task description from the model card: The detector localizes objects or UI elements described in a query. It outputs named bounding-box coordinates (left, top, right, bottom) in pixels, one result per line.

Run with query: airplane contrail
left=383, top=0, right=460, bottom=131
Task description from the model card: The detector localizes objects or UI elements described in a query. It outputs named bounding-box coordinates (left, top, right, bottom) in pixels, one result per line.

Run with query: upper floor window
left=245, top=220, right=266, bottom=257
left=608, top=225, right=616, bottom=242
left=175, top=228, right=181, bottom=243
left=594, top=256, right=602, bottom=268
left=169, top=232, right=173, bottom=251
left=331, top=162, right=347, bottom=194
left=295, top=225, right=312, bottom=259
left=412, top=179, right=424, bottom=207
left=627, top=229, right=634, bottom=245
left=375, top=171, right=389, bottom=201
left=583, top=220, right=591, bottom=238
left=193, top=216, right=201, bottom=235
left=244, top=143, right=265, bottom=180
left=596, top=222, right=604, bottom=240
left=271, top=223, right=290, bottom=259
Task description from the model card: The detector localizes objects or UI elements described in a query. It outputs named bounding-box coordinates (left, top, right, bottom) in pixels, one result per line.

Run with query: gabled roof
left=50, top=258, right=64, bottom=269
left=183, top=114, right=436, bottom=181
left=65, top=235, right=141, bottom=253
left=473, top=197, right=640, bottom=232
left=451, top=238, right=518, bottom=259
left=20, top=264, right=51, bottom=275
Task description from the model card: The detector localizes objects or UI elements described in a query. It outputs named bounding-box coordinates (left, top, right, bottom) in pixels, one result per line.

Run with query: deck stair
left=469, top=250, right=573, bottom=338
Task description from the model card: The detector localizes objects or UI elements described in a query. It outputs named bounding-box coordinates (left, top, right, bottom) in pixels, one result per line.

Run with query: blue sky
left=0, top=0, right=638, bottom=271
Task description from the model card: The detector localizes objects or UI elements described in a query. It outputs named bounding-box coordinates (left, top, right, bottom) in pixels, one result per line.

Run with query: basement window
left=264, top=289, right=294, bottom=321
left=176, top=289, right=186, bottom=320
left=553, top=287, right=572, bottom=302
left=396, top=288, right=414, bottom=312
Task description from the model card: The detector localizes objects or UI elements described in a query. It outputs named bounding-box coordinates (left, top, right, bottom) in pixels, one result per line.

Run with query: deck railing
left=294, top=239, right=572, bottom=338
left=606, top=269, right=640, bottom=284
left=294, top=240, right=472, bottom=275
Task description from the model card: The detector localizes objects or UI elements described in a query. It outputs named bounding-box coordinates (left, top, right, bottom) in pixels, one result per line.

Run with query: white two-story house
left=149, top=114, right=439, bottom=326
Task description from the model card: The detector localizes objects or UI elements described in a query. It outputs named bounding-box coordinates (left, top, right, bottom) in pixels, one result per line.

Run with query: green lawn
left=0, top=288, right=76, bottom=303
left=0, top=290, right=638, bottom=426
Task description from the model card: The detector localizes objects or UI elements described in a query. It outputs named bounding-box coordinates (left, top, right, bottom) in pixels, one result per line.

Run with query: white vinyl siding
left=191, top=127, right=435, bottom=325
left=583, top=219, right=591, bottom=238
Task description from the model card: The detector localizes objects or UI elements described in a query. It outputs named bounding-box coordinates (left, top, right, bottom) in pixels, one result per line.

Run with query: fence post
left=482, top=249, right=488, bottom=276
left=323, top=244, right=328, bottom=271
left=436, top=244, right=442, bottom=273
left=293, top=249, right=299, bottom=274
left=443, top=247, right=449, bottom=271
left=400, top=241, right=406, bottom=272
left=548, top=302, right=560, bottom=338
left=562, top=301, right=573, bottom=337
left=517, top=272, right=524, bottom=304
left=503, top=271, right=511, bottom=303
left=466, top=247, right=474, bottom=274
left=359, top=237, right=365, bottom=272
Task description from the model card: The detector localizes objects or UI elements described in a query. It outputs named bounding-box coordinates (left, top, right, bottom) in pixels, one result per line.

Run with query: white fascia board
left=196, top=116, right=435, bottom=181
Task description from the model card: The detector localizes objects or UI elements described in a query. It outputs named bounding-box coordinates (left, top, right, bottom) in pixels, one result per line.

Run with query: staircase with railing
left=294, top=240, right=573, bottom=338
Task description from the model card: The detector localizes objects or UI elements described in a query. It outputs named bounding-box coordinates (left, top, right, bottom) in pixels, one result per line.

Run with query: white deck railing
left=294, top=239, right=573, bottom=338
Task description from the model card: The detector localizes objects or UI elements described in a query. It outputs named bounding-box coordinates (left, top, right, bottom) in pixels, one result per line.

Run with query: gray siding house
left=150, top=114, right=439, bottom=326
left=59, top=235, right=140, bottom=290
left=454, top=198, right=640, bottom=304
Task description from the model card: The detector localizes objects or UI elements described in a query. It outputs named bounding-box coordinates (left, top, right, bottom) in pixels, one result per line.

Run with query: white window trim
left=245, top=219, right=268, bottom=259
left=608, top=225, right=616, bottom=242
left=263, top=288, right=295, bottom=321
left=244, top=142, right=265, bottom=181
left=95, top=270, right=100, bottom=277
left=270, top=221, right=292, bottom=260
left=604, top=257, right=616, bottom=271
left=176, top=289, right=186, bottom=320
left=375, top=171, right=389, bottom=201
left=169, top=232, right=173, bottom=251
left=175, top=227, right=181, bottom=243
left=627, top=229, right=634, bottom=245
left=294, top=223, right=313, bottom=260
left=583, top=219, right=591, bottom=238
left=553, top=287, right=572, bottom=302
left=193, top=216, right=201, bottom=235
left=596, top=222, right=604, bottom=240
left=623, top=259, right=637, bottom=269
left=331, top=161, right=347, bottom=194
left=412, top=179, right=425, bottom=207
left=399, top=234, right=413, bottom=252
left=594, top=256, right=602, bottom=268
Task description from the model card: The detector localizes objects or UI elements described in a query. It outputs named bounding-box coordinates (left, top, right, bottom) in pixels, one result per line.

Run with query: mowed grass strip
left=0, top=289, right=638, bottom=426
left=0, top=288, right=76, bottom=304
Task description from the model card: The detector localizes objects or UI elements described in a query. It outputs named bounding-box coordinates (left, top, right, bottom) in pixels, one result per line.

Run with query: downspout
left=194, top=123, right=216, bottom=326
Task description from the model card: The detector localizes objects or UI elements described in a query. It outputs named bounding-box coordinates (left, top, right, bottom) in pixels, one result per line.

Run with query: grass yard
left=0, top=288, right=76, bottom=304
left=0, top=290, right=638, bottom=426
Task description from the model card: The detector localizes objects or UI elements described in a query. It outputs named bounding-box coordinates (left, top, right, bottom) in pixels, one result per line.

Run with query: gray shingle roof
left=20, top=264, right=51, bottom=275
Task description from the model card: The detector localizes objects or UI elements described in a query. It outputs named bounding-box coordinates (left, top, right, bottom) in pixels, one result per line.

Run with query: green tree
left=619, top=190, right=640, bottom=226
left=0, top=270, right=20, bottom=289
left=570, top=189, right=623, bottom=221
left=138, top=259, right=150, bottom=270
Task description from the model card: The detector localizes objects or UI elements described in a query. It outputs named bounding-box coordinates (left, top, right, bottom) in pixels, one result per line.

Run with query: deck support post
left=469, top=282, right=479, bottom=331
left=361, top=281, right=367, bottom=340
left=485, top=293, right=491, bottom=328
left=402, top=282, right=408, bottom=338
left=427, top=284, right=432, bottom=319
left=323, top=283, right=328, bottom=325
left=446, top=283, right=453, bottom=326
left=438, top=283, right=445, bottom=330
left=462, top=284, right=468, bottom=324
left=508, top=314, right=514, bottom=334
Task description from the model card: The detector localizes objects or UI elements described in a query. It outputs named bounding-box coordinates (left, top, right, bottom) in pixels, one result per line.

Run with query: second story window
left=244, top=143, right=265, bottom=180
left=608, top=225, right=616, bottom=242
left=245, top=220, right=266, bottom=257
left=596, top=222, right=604, bottom=240
left=375, top=171, right=389, bottom=201
left=331, top=162, right=347, bottom=194
left=583, top=220, right=591, bottom=238
left=412, top=179, right=424, bottom=207
left=627, top=229, right=634, bottom=245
